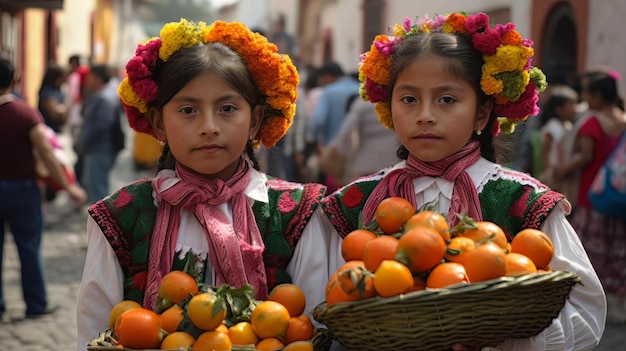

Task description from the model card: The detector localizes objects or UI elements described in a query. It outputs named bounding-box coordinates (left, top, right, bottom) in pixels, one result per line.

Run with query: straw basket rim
left=313, top=270, right=580, bottom=351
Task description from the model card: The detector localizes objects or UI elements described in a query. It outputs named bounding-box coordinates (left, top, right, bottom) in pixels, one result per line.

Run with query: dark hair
left=539, top=85, right=578, bottom=126
left=582, top=71, right=625, bottom=111
left=388, top=32, right=498, bottom=162
left=69, top=55, right=80, bottom=66
left=319, top=61, right=344, bottom=77
left=40, top=64, right=67, bottom=90
left=0, top=58, right=15, bottom=89
left=89, top=64, right=112, bottom=84
left=151, top=43, right=263, bottom=171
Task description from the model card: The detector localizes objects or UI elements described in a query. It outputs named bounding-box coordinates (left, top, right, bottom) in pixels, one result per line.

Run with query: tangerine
left=114, top=308, right=163, bottom=349
left=394, top=226, right=446, bottom=273
left=373, top=260, right=413, bottom=297
left=505, top=252, right=538, bottom=277
left=426, top=262, right=470, bottom=289
left=159, top=303, right=184, bottom=333
left=375, top=197, right=415, bottom=234
left=160, top=331, right=195, bottom=350
left=404, top=210, right=450, bottom=242
left=283, top=340, right=314, bottom=351
left=108, top=300, right=142, bottom=330
left=228, top=321, right=260, bottom=345
left=461, top=242, right=507, bottom=283
left=267, top=283, right=306, bottom=318
left=192, top=330, right=232, bottom=351
left=510, top=228, right=554, bottom=270
left=362, top=235, right=399, bottom=272
left=157, top=270, right=199, bottom=311
left=187, top=292, right=227, bottom=331
left=336, top=266, right=376, bottom=300
left=284, top=314, right=314, bottom=344
left=444, top=236, right=476, bottom=263
left=459, top=221, right=508, bottom=250
left=250, top=300, right=291, bottom=339
left=341, top=229, right=377, bottom=261
left=256, top=337, right=285, bottom=350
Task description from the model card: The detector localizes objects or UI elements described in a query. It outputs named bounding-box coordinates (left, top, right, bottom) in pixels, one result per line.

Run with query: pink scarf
left=362, top=141, right=483, bottom=227
left=144, top=159, right=267, bottom=310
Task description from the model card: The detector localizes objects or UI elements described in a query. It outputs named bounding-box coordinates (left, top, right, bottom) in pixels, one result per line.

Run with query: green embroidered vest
left=88, top=178, right=325, bottom=304
left=322, top=166, right=565, bottom=240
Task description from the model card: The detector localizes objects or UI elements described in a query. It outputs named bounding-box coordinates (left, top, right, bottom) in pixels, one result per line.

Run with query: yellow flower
left=118, top=78, right=148, bottom=112
left=393, top=23, right=406, bottom=37
left=375, top=102, right=393, bottom=129
left=480, top=75, right=504, bottom=96
left=158, top=19, right=205, bottom=61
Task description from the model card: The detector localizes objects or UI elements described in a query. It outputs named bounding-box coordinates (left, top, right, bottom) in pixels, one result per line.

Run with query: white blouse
left=76, top=168, right=342, bottom=351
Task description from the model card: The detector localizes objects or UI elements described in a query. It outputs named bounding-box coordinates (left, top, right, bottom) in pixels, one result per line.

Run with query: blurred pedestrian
left=66, top=55, right=90, bottom=183
left=555, top=69, right=626, bottom=324
left=38, top=64, right=69, bottom=134
left=76, top=64, right=124, bottom=205
left=0, top=58, right=86, bottom=320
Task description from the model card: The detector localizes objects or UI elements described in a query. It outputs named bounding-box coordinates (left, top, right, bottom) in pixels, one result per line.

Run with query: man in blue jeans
left=0, top=58, right=86, bottom=320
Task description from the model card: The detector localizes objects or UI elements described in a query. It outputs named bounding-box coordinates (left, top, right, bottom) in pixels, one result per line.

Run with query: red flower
left=114, top=188, right=134, bottom=207
left=343, top=186, right=365, bottom=208
left=131, top=271, right=148, bottom=290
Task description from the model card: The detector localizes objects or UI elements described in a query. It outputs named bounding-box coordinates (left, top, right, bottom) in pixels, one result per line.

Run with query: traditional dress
left=323, top=156, right=606, bottom=351
left=76, top=166, right=341, bottom=351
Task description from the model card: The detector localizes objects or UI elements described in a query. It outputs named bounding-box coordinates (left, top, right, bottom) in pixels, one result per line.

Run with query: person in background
left=555, top=69, right=626, bottom=325
left=76, top=64, right=123, bottom=205
left=0, top=58, right=86, bottom=321
left=76, top=19, right=339, bottom=350
left=38, top=64, right=69, bottom=134
left=66, top=55, right=90, bottom=183
left=537, top=85, right=579, bottom=190
left=322, top=12, right=605, bottom=350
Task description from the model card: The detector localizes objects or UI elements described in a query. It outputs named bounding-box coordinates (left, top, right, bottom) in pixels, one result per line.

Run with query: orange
left=444, top=236, right=476, bottom=263
left=192, top=330, right=232, bottom=351
left=373, top=260, right=413, bottom=297
left=404, top=210, right=451, bottom=242
left=284, top=314, right=314, bottom=344
left=425, top=262, right=470, bottom=289
left=228, top=321, right=260, bottom=345
left=341, top=229, right=377, bottom=261
left=375, top=197, right=415, bottom=234
left=325, top=261, right=366, bottom=306
left=505, top=252, right=538, bottom=277
left=187, top=292, right=227, bottom=331
left=215, top=323, right=229, bottom=334
left=459, top=220, right=508, bottom=250
left=160, top=331, right=195, bottom=350
left=336, top=266, right=376, bottom=300
left=362, top=235, right=399, bottom=272
left=159, top=303, right=184, bottom=333
left=394, top=226, right=446, bottom=273
left=510, top=228, right=554, bottom=270
left=157, top=270, right=199, bottom=311
left=460, top=242, right=507, bottom=283
left=256, top=337, right=285, bottom=350
left=406, top=275, right=426, bottom=293
left=283, top=340, right=314, bottom=351
left=267, top=283, right=306, bottom=318
left=108, top=300, right=142, bottom=330
left=250, top=300, right=291, bottom=339
left=114, top=308, right=163, bottom=349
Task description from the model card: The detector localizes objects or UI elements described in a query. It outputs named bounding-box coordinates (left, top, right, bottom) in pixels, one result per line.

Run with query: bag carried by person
left=589, top=131, right=626, bottom=218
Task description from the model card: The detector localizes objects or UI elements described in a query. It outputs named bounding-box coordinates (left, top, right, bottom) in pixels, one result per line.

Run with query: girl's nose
left=415, top=103, right=436, bottom=125
left=199, top=112, right=219, bottom=135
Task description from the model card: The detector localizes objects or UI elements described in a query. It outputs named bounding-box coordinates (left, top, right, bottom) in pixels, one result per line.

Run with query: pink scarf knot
left=143, top=159, right=267, bottom=310
left=362, top=142, right=483, bottom=227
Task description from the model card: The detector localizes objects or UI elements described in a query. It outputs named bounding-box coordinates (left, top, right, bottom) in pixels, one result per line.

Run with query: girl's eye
left=219, top=104, right=237, bottom=113
left=179, top=106, right=196, bottom=114
left=400, top=96, right=417, bottom=104
left=439, top=96, right=456, bottom=104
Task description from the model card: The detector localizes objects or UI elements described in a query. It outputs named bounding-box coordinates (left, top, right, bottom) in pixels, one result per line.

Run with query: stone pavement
left=1, top=141, right=624, bottom=350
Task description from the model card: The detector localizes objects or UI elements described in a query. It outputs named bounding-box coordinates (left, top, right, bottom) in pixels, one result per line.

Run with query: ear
left=475, top=100, right=493, bottom=132
left=249, top=105, right=264, bottom=140
left=147, top=107, right=166, bottom=142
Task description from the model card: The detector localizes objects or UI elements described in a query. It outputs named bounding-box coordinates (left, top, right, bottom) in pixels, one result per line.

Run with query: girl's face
left=150, top=70, right=262, bottom=180
left=391, top=55, right=491, bottom=162
left=557, top=99, right=577, bottom=121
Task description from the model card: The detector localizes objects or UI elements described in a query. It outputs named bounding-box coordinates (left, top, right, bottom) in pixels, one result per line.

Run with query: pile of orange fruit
left=326, top=197, right=555, bottom=306
left=108, top=271, right=314, bottom=351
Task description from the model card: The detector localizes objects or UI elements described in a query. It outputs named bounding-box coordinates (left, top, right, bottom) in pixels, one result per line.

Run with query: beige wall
left=23, top=10, right=47, bottom=108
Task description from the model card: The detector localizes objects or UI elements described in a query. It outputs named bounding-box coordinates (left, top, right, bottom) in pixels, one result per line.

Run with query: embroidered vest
left=88, top=178, right=325, bottom=304
left=322, top=166, right=565, bottom=240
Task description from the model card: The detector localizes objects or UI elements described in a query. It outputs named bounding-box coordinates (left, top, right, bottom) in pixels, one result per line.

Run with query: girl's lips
left=194, top=144, right=223, bottom=153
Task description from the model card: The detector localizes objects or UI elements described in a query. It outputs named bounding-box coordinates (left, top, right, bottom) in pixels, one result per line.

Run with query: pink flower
left=126, top=57, right=152, bottom=80
left=471, top=28, right=502, bottom=55
left=374, top=37, right=398, bottom=56
left=124, top=105, right=154, bottom=137
left=465, top=13, right=490, bottom=34
left=114, top=188, right=134, bottom=207
left=132, top=79, right=159, bottom=102
left=403, top=17, right=413, bottom=32
left=278, top=192, right=297, bottom=213
left=364, top=78, right=388, bottom=102
left=491, top=120, right=501, bottom=137
left=495, top=82, right=540, bottom=118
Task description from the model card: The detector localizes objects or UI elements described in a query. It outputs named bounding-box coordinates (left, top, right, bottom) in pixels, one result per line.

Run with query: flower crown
left=358, top=12, right=548, bottom=136
left=118, top=19, right=299, bottom=148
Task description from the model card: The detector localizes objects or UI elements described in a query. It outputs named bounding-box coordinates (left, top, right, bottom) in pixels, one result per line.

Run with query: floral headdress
left=358, top=12, right=548, bottom=136
left=118, top=19, right=299, bottom=148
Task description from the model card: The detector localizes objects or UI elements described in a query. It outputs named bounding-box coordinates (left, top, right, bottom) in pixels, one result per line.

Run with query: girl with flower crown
left=322, top=12, right=605, bottom=350
left=75, top=19, right=341, bottom=350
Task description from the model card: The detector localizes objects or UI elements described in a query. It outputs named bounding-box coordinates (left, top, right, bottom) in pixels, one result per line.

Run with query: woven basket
left=312, top=270, right=580, bottom=351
